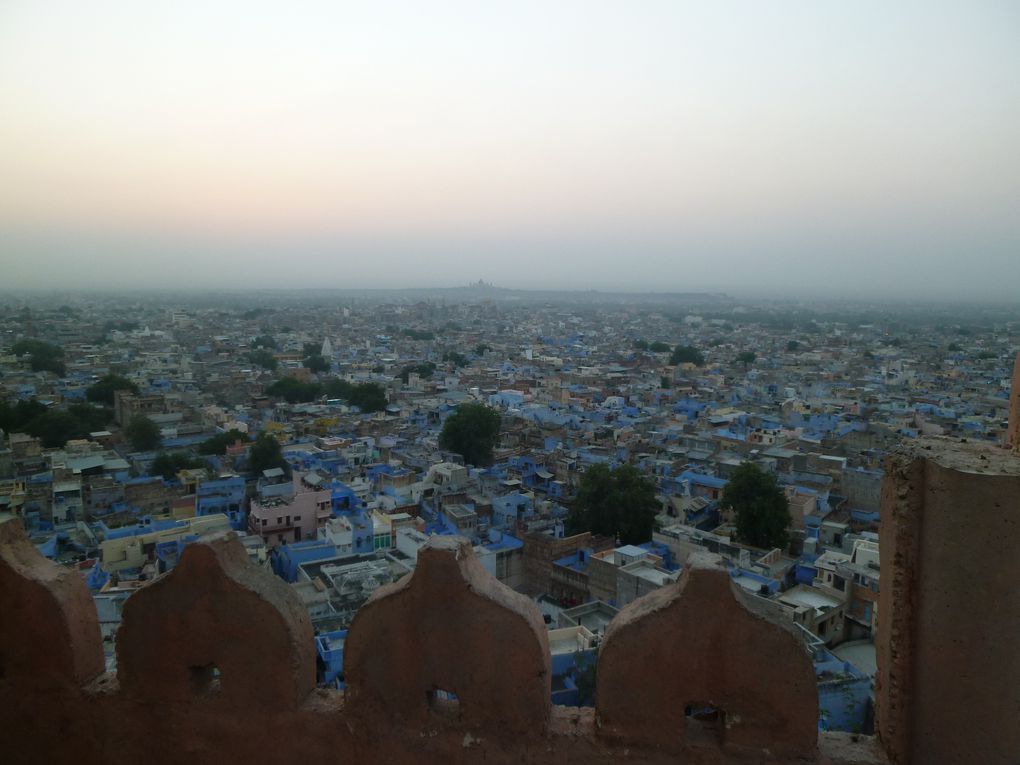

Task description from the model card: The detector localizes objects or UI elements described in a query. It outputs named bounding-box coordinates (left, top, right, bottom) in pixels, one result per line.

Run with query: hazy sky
left=1, top=1, right=1017, bottom=298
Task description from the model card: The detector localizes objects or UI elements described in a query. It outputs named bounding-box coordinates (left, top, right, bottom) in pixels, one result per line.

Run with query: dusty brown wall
left=1008, top=350, right=1020, bottom=450
left=0, top=518, right=891, bottom=765
left=877, top=439, right=1020, bottom=765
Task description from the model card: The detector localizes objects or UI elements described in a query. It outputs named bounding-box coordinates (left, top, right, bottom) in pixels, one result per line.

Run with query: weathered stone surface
left=345, top=534, right=551, bottom=734
left=877, top=438, right=1020, bottom=765
left=0, top=520, right=892, bottom=765
left=0, top=517, right=104, bottom=691
left=1008, top=350, right=1020, bottom=451
left=116, top=531, right=315, bottom=708
left=597, top=551, right=818, bottom=757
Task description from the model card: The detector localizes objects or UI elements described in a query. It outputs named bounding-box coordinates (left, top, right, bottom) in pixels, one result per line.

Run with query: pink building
left=248, top=474, right=332, bottom=547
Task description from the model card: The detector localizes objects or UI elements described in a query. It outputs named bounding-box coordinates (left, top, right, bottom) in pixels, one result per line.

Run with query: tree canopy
left=11, top=339, right=65, bottom=376
left=86, top=374, right=138, bottom=406
left=198, top=428, right=249, bottom=455
left=151, top=451, right=206, bottom=480
left=265, top=377, right=321, bottom=403
left=670, top=345, right=705, bottom=366
left=125, top=414, right=161, bottom=452
left=438, top=402, right=501, bottom=466
left=648, top=341, right=671, bottom=353
left=721, top=462, right=791, bottom=550
left=323, top=379, right=388, bottom=412
left=0, top=399, right=111, bottom=448
left=737, top=351, right=757, bottom=369
left=565, top=463, right=658, bottom=545
left=398, top=362, right=437, bottom=384
left=304, top=354, right=330, bottom=373
left=249, top=432, right=288, bottom=475
left=248, top=349, right=278, bottom=371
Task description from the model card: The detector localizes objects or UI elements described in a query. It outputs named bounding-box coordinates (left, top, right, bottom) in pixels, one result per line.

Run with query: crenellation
left=0, top=516, right=887, bottom=764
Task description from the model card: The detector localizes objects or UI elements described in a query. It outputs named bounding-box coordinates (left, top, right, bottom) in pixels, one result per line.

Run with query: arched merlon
left=116, top=531, right=316, bottom=708
left=597, top=550, right=818, bottom=756
left=0, top=517, right=104, bottom=691
left=344, top=535, right=551, bottom=733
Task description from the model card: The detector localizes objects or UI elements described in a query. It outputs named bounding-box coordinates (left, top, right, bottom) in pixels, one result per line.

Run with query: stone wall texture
left=0, top=521, right=889, bottom=765
left=876, top=438, right=1020, bottom=765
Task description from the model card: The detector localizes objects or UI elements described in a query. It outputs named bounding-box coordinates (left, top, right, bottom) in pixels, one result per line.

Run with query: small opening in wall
left=189, top=663, right=220, bottom=695
left=426, top=686, right=460, bottom=720
left=685, top=703, right=724, bottom=746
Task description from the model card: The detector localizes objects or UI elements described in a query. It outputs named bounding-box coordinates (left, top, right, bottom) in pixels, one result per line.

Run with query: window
left=261, top=519, right=267, bottom=526
left=294, top=516, right=301, bottom=522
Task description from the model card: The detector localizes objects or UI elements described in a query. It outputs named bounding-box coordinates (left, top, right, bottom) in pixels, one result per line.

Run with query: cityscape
left=1, top=2, right=1018, bottom=764
left=1, top=286, right=1018, bottom=764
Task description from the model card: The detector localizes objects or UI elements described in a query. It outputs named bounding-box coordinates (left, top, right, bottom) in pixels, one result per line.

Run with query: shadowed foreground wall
left=876, top=438, right=1020, bottom=765
left=0, top=523, right=886, bottom=765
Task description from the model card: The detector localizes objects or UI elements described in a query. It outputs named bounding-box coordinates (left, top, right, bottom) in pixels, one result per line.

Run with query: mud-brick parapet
left=598, top=550, right=819, bottom=758
left=0, top=520, right=887, bottom=765
left=344, top=534, right=551, bottom=733
left=0, top=518, right=104, bottom=692
left=877, top=438, right=1020, bottom=765
left=116, top=531, right=316, bottom=708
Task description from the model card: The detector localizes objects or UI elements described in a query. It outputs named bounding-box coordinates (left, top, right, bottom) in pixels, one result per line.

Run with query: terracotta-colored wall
left=0, top=520, right=887, bottom=765
left=877, top=439, right=1020, bottom=765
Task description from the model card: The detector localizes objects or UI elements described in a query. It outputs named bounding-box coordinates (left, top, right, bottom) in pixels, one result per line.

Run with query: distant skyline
left=1, top=1, right=1018, bottom=299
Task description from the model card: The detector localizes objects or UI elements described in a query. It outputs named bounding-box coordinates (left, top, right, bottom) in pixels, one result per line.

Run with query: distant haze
left=1, top=1, right=1017, bottom=300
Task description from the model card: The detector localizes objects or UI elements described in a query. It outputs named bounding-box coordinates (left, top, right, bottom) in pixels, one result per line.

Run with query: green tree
left=737, top=351, right=757, bottom=369
left=649, top=341, right=671, bottom=353
left=199, top=428, right=249, bottom=455
left=438, top=402, right=501, bottom=466
left=474, top=343, right=490, bottom=356
left=151, top=452, right=206, bottom=480
left=252, top=334, right=277, bottom=350
left=248, top=349, right=279, bottom=371
left=566, top=463, right=658, bottom=545
left=322, top=379, right=388, bottom=412
left=660, top=375, right=671, bottom=389
left=632, top=339, right=649, bottom=351
left=11, top=339, right=65, bottom=376
left=670, top=345, right=705, bottom=366
left=786, top=340, right=801, bottom=353
left=28, top=411, right=84, bottom=448
left=125, top=415, right=161, bottom=452
left=721, top=462, right=791, bottom=550
left=398, top=362, right=436, bottom=384
left=86, top=374, right=138, bottom=405
left=304, top=354, right=330, bottom=373
left=249, top=432, right=288, bottom=475
left=443, top=351, right=469, bottom=367
left=265, top=377, right=322, bottom=403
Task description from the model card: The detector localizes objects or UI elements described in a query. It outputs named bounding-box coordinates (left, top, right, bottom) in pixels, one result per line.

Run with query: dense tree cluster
left=198, top=428, right=249, bottom=455
left=0, top=399, right=111, bottom=448
left=265, top=376, right=387, bottom=412
left=11, top=340, right=66, bottom=376
left=303, top=354, right=330, bottom=373
left=249, top=432, right=288, bottom=475
left=443, top=351, right=469, bottom=367
left=438, top=402, right=501, bottom=466
left=721, top=462, right=791, bottom=550
left=398, top=362, right=436, bottom=384
left=247, top=349, right=279, bottom=371
left=670, top=345, right=705, bottom=366
left=151, top=452, right=207, bottom=480
left=565, top=463, right=658, bottom=545
left=86, top=374, right=138, bottom=406
left=125, top=414, right=161, bottom=452
left=402, top=328, right=434, bottom=341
